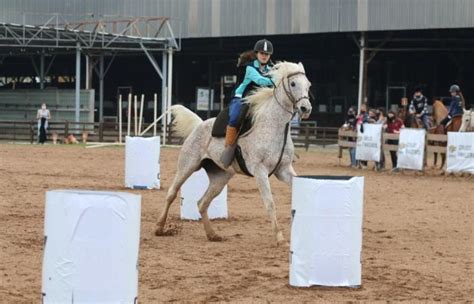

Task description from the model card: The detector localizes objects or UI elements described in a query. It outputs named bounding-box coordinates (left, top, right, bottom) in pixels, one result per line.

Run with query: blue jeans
left=228, top=97, right=242, bottom=127
left=421, top=114, right=430, bottom=130
left=349, top=148, right=356, bottom=166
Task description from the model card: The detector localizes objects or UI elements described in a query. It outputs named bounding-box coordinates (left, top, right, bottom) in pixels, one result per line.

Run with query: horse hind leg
left=198, top=160, right=233, bottom=241
left=155, top=156, right=201, bottom=236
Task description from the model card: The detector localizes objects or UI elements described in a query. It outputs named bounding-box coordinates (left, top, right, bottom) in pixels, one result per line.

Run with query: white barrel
left=125, top=136, right=160, bottom=189
left=42, top=190, right=141, bottom=303
left=289, top=176, right=364, bottom=287
left=180, top=168, right=228, bottom=220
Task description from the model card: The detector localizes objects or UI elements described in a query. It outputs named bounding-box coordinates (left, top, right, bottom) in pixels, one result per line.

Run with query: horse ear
left=298, top=62, right=305, bottom=72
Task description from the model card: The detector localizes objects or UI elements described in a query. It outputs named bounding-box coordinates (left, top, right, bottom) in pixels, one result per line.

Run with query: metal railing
left=0, top=120, right=339, bottom=148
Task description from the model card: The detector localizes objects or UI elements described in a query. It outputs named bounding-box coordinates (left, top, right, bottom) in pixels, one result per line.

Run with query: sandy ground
left=0, top=143, right=472, bottom=303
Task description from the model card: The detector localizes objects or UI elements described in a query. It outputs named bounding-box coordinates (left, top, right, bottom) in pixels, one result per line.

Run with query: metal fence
left=0, top=120, right=339, bottom=148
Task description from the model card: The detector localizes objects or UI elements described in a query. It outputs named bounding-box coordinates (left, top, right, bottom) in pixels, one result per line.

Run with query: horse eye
left=291, top=81, right=296, bottom=87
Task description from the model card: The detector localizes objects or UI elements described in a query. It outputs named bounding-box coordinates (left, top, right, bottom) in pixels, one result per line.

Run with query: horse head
left=460, top=108, right=474, bottom=132
left=271, top=62, right=312, bottom=119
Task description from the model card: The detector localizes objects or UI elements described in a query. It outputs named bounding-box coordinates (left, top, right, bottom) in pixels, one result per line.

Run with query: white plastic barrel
left=180, top=168, right=228, bottom=220
left=42, top=190, right=141, bottom=303
left=289, top=175, right=364, bottom=287
left=125, top=136, right=160, bottom=189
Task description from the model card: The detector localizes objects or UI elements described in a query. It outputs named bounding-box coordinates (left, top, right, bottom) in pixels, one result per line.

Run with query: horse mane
left=244, top=61, right=306, bottom=120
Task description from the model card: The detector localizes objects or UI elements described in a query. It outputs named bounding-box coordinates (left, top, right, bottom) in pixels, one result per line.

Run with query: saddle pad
left=211, top=104, right=253, bottom=138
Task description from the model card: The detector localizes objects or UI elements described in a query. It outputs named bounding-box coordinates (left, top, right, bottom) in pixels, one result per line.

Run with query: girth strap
left=235, top=121, right=291, bottom=177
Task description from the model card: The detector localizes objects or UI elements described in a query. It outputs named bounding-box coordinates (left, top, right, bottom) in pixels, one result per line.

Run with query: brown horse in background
left=431, top=100, right=462, bottom=168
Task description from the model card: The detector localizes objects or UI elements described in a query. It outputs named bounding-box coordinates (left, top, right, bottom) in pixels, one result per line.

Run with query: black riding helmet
left=254, top=39, right=273, bottom=55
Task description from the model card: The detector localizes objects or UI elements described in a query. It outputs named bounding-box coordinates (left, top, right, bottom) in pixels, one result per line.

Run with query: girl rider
left=221, top=39, right=275, bottom=167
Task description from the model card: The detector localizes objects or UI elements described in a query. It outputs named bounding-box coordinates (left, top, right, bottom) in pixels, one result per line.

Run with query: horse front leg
left=254, top=165, right=285, bottom=246
left=275, top=163, right=297, bottom=187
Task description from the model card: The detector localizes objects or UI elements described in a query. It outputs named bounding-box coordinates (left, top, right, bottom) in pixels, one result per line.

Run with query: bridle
left=273, top=71, right=310, bottom=118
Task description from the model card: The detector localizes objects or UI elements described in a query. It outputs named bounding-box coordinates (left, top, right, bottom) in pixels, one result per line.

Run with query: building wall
left=1, top=0, right=473, bottom=38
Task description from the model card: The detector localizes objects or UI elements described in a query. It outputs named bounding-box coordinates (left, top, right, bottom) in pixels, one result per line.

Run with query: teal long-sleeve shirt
left=234, top=60, right=273, bottom=98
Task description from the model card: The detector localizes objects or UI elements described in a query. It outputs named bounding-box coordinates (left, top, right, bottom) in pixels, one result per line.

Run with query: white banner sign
left=355, top=124, right=382, bottom=162
left=447, top=132, right=474, bottom=173
left=196, top=88, right=214, bottom=111
left=397, top=128, right=426, bottom=171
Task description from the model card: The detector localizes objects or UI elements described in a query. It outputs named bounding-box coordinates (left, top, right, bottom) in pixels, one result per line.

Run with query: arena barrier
left=355, top=124, right=383, bottom=162
left=42, top=190, right=141, bottom=303
left=180, top=168, right=228, bottom=220
left=397, top=128, right=426, bottom=171
left=125, top=136, right=161, bottom=189
left=446, top=132, right=474, bottom=174
left=290, top=176, right=364, bottom=287
left=339, top=128, right=474, bottom=173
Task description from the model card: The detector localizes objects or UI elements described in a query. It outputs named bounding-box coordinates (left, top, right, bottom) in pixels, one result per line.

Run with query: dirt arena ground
left=0, top=143, right=472, bottom=303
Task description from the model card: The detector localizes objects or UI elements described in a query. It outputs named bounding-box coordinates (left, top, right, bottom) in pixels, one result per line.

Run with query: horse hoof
left=277, top=240, right=289, bottom=248
left=208, top=234, right=225, bottom=242
left=155, top=227, right=165, bottom=236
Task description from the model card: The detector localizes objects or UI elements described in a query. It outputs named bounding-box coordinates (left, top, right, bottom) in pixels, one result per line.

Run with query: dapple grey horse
left=155, top=62, right=312, bottom=246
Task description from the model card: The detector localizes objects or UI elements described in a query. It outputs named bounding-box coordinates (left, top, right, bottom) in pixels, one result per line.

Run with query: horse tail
left=170, top=105, right=203, bottom=139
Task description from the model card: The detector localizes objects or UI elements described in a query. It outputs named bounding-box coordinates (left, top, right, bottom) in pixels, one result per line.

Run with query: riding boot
left=221, top=126, right=238, bottom=168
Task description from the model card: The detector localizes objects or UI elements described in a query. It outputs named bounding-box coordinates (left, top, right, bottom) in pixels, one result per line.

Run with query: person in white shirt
left=36, top=103, right=51, bottom=144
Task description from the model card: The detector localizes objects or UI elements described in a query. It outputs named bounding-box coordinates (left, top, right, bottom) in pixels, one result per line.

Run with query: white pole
left=166, top=47, right=173, bottom=144
left=357, top=32, right=366, bottom=115
left=118, top=95, right=122, bottom=143
left=153, top=93, right=157, bottom=136
left=162, top=51, right=167, bottom=141
left=138, top=94, right=144, bottom=135
left=134, top=95, right=138, bottom=136
left=140, top=111, right=168, bottom=136
left=127, top=93, right=131, bottom=137
left=75, top=42, right=81, bottom=123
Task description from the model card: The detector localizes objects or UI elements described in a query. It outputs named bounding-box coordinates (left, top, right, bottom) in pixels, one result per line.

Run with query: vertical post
left=118, top=95, right=122, bottom=143
left=127, top=93, right=132, bottom=137
left=99, top=121, right=104, bottom=142
left=153, top=93, right=157, bottom=136
left=207, top=60, right=212, bottom=118
left=134, top=95, right=138, bottom=136
left=357, top=32, right=366, bottom=114
left=75, top=42, right=81, bottom=123
left=305, top=124, right=310, bottom=151
left=29, top=121, right=34, bottom=143
left=40, top=50, right=45, bottom=90
left=166, top=48, right=173, bottom=144
left=138, top=94, right=144, bottom=135
left=220, top=76, right=224, bottom=111
left=99, top=54, right=104, bottom=122
left=85, top=54, right=90, bottom=89
left=64, top=121, right=69, bottom=137
left=162, top=51, right=168, bottom=143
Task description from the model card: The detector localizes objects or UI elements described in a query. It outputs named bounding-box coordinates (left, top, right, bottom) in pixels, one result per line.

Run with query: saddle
left=211, top=104, right=254, bottom=138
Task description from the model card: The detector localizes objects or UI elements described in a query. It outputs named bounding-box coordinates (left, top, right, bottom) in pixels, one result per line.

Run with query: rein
left=273, top=71, right=309, bottom=118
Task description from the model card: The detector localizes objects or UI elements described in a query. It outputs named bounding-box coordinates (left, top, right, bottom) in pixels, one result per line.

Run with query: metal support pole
left=153, top=93, right=157, bottom=136
left=85, top=55, right=90, bottom=89
left=75, top=42, right=81, bottom=123
left=99, top=54, right=104, bottom=122
left=207, top=60, right=212, bottom=118
left=161, top=51, right=168, bottom=142
left=167, top=47, right=173, bottom=128
left=357, top=32, right=366, bottom=114
left=40, top=51, right=45, bottom=89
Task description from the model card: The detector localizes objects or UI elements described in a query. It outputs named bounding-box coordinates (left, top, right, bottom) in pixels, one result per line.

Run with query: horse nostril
left=300, top=106, right=308, bottom=113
